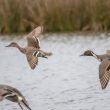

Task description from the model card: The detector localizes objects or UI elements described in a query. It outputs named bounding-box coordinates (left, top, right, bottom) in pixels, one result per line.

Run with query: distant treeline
left=0, top=0, right=110, bottom=34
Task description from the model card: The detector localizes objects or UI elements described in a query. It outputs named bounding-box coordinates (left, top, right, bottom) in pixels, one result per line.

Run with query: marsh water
left=0, top=34, right=110, bottom=110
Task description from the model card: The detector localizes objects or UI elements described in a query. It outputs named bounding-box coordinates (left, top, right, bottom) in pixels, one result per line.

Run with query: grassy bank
left=0, top=0, right=110, bottom=34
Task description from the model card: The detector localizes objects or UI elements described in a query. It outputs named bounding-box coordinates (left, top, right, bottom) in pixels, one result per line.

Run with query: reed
left=0, top=0, right=110, bottom=34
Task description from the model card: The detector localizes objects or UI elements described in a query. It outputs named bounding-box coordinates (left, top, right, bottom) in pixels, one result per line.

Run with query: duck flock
left=0, top=26, right=110, bottom=110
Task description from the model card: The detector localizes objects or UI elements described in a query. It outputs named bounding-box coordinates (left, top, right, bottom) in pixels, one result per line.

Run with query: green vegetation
left=0, top=0, right=110, bottom=34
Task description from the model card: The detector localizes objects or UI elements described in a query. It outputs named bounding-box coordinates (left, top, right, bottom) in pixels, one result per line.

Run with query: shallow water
left=0, top=34, right=110, bottom=110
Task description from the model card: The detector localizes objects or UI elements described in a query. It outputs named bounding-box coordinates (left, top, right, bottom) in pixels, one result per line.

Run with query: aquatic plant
left=0, top=0, right=110, bottom=34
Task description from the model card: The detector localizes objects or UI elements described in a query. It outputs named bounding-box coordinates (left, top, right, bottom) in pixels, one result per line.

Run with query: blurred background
left=0, top=0, right=110, bottom=110
left=0, top=0, right=110, bottom=34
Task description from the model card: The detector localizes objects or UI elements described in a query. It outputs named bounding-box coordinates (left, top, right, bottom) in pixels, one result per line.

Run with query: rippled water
left=0, top=34, right=110, bottom=110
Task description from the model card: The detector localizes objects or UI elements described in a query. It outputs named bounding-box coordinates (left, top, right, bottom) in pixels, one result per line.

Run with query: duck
left=81, top=50, right=110, bottom=89
left=6, top=26, right=52, bottom=69
left=99, top=58, right=110, bottom=89
left=80, top=50, right=110, bottom=62
left=0, top=84, right=32, bottom=110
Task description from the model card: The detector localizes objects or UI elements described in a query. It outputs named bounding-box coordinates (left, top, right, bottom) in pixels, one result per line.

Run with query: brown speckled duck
left=81, top=50, right=110, bottom=89
left=6, top=26, right=52, bottom=69
left=0, top=84, right=32, bottom=110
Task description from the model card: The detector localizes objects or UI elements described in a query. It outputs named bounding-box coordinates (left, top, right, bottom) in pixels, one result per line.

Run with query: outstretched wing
left=26, top=26, right=43, bottom=48
left=99, top=59, right=110, bottom=89
left=26, top=53, right=38, bottom=70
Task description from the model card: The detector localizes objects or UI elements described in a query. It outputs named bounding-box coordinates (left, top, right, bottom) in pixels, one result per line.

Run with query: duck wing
left=99, top=58, right=110, bottom=89
left=26, top=26, right=43, bottom=48
left=0, top=85, right=20, bottom=102
left=26, top=51, right=38, bottom=70
left=0, top=85, right=32, bottom=110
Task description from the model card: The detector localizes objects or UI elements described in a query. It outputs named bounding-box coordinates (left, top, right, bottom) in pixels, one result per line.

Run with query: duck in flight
left=81, top=50, right=110, bottom=89
left=80, top=50, right=110, bottom=62
left=0, top=84, right=32, bottom=110
left=6, top=26, right=52, bottom=69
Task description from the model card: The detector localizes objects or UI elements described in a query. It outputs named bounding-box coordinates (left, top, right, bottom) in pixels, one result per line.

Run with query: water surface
left=0, top=34, right=110, bottom=110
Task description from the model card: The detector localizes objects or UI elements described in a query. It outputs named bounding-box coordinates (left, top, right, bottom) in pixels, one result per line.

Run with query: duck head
left=80, top=50, right=94, bottom=56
